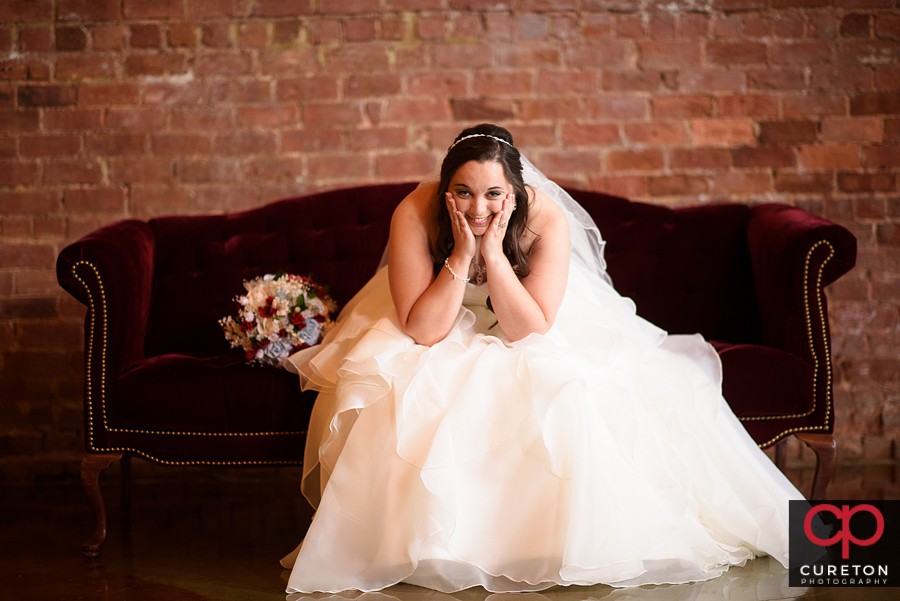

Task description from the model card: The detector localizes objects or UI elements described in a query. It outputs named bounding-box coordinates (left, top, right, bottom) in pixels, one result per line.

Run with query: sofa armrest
left=747, top=204, right=857, bottom=358
left=57, top=220, right=156, bottom=387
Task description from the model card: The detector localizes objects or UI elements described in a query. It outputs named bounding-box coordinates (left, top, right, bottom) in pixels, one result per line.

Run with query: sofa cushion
left=111, top=351, right=314, bottom=433
left=711, top=341, right=814, bottom=418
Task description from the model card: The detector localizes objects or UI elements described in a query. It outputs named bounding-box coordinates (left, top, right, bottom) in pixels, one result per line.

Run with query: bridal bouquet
left=219, top=271, right=338, bottom=367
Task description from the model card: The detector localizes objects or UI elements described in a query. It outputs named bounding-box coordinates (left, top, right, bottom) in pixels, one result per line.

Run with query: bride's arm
left=388, top=188, right=472, bottom=346
left=483, top=192, right=570, bottom=341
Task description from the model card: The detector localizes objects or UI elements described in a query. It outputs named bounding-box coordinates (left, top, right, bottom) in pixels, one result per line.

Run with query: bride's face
left=448, top=160, right=511, bottom=235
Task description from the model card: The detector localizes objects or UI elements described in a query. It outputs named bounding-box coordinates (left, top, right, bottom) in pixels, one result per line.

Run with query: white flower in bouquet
left=219, top=271, right=338, bottom=367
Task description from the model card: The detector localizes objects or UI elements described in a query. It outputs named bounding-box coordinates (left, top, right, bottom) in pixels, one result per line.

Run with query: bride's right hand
left=446, top=192, right=476, bottom=263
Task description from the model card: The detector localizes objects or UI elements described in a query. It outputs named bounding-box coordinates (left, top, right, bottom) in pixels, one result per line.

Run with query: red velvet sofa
left=56, top=183, right=856, bottom=556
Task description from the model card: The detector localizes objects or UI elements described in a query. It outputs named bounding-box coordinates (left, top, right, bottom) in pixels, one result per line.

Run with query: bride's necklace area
left=471, top=256, right=486, bottom=285
left=470, top=238, right=487, bottom=285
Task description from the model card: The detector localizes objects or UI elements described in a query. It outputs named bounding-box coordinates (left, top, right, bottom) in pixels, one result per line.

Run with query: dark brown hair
left=431, top=124, right=533, bottom=277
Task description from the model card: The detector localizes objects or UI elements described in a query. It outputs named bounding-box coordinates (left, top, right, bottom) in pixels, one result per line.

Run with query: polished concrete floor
left=2, top=463, right=898, bottom=601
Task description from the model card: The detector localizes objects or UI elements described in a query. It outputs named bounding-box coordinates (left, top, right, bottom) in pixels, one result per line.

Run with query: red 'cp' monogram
left=804, top=504, right=885, bottom=560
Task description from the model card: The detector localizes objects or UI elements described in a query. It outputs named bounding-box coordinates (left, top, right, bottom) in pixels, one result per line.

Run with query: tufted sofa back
left=574, top=190, right=762, bottom=345
left=143, top=184, right=763, bottom=358
left=144, top=183, right=417, bottom=357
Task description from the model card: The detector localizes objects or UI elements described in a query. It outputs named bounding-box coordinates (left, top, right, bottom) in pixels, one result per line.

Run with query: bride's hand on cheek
left=446, top=193, right=476, bottom=262
left=481, top=193, right=513, bottom=264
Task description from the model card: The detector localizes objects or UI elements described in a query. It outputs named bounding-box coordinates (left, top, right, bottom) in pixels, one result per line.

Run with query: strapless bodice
left=462, top=281, right=489, bottom=309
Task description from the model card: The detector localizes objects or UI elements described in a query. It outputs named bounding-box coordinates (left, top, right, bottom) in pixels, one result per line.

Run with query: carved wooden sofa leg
left=795, top=432, right=836, bottom=501
left=81, top=452, right=123, bottom=557
left=120, top=454, right=132, bottom=526
left=774, top=438, right=788, bottom=470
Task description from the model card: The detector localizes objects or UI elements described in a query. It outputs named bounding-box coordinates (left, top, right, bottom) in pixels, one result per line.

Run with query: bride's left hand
left=481, top=192, right=515, bottom=263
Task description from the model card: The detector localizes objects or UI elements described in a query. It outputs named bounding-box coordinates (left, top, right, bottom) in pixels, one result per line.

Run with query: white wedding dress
left=280, top=160, right=804, bottom=594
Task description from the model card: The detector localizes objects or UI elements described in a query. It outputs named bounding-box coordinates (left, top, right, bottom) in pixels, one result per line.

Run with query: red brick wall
left=1, top=0, right=898, bottom=480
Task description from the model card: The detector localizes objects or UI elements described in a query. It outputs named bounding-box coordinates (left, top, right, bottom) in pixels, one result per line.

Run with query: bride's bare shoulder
left=394, top=182, right=437, bottom=222
left=391, top=182, right=438, bottom=246
left=525, top=185, right=565, bottom=231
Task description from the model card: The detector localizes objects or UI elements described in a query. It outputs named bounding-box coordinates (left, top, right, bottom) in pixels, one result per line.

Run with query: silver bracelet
left=444, top=257, right=470, bottom=283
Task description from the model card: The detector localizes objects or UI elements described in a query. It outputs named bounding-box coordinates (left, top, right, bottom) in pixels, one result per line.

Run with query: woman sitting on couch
left=281, top=123, right=804, bottom=593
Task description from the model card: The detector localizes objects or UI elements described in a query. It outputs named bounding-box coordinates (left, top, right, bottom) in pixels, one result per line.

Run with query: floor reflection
left=1, top=463, right=897, bottom=600
left=286, top=556, right=803, bottom=601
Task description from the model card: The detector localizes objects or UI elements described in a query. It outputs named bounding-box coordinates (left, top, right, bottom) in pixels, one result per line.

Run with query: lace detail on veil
left=378, top=155, right=612, bottom=287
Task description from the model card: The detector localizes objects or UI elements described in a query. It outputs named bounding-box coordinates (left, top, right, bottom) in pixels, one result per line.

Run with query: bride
left=280, top=123, right=804, bottom=593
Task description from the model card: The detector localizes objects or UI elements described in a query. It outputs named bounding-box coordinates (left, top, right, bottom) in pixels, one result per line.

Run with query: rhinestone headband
left=447, top=133, right=513, bottom=152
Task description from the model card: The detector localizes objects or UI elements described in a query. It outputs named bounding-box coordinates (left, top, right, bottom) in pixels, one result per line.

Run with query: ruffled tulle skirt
left=281, top=262, right=804, bottom=594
